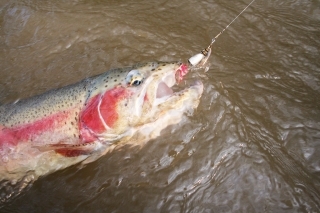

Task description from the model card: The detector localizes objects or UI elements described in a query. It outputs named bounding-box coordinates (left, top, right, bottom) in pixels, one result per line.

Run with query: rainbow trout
left=0, top=62, right=203, bottom=183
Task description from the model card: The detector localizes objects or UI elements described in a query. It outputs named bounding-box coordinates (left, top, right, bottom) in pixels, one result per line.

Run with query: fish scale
left=0, top=81, right=88, bottom=127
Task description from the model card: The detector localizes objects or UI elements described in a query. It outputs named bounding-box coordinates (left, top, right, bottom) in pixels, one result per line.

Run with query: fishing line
left=188, top=0, right=256, bottom=66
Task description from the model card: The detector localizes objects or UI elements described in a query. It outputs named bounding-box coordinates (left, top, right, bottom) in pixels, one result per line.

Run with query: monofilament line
left=213, top=0, right=256, bottom=41
left=188, top=0, right=256, bottom=67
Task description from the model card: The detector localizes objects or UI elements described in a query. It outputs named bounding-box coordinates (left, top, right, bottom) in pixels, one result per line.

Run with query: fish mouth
left=127, top=61, right=203, bottom=125
left=154, top=63, right=196, bottom=104
left=132, top=62, right=202, bottom=117
left=156, top=81, right=174, bottom=98
left=156, top=63, right=187, bottom=98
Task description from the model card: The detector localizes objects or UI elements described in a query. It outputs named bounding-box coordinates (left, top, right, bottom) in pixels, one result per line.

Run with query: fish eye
left=132, top=80, right=142, bottom=86
left=126, top=70, right=144, bottom=87
left=129, top=76, right=144, bottom=86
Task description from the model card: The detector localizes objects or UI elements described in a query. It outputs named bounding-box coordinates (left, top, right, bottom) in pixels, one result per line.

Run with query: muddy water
left=1, top=0, right=320, bottom=212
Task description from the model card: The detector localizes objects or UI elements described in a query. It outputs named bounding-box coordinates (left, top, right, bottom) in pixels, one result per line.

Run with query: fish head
left=80, top=62, right=203, bottom=143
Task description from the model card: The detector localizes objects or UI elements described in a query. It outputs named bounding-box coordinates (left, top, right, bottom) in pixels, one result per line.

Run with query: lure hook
left=188, top=39, right=215, bottom=67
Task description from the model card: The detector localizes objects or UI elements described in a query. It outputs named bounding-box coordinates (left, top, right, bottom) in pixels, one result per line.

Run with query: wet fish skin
left=0, top=61, right=203, bottom=183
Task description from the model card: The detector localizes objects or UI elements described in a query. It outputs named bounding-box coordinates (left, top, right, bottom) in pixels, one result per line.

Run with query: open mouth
left=156, top=82, right=174, bottom=98
left=156, top=63, right=189, bottom=99
left=134, top=62, right=203, bottom=117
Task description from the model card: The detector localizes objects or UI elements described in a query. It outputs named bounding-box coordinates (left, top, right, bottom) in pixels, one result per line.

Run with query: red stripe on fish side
left=79, top=95, right=105, bottom=136
left=80, top=87, right=130, bottom=139
left=0, top=127, right=16, bottom=146
left=100, top=87, right=131, bottom=127
left=0, top=112, right=70, bottom=147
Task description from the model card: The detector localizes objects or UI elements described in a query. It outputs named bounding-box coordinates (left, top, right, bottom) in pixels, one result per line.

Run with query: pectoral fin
left=34, top=142, right=102, bottom=157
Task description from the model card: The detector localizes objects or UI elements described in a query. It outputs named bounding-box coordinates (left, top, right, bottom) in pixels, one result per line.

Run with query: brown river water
left=1, top=0, right=320, bottom=212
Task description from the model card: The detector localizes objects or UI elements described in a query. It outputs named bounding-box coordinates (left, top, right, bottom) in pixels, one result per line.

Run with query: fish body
left=0, top=62, right=203, bottom=182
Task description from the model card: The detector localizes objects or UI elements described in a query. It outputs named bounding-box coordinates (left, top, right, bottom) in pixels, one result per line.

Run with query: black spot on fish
left=151, top=68, right=155, bottom=71
left=114, top=79, right=117, bottom=82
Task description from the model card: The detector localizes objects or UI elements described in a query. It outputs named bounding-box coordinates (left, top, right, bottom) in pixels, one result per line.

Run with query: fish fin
left=34, top=142, right=102, bottom=157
